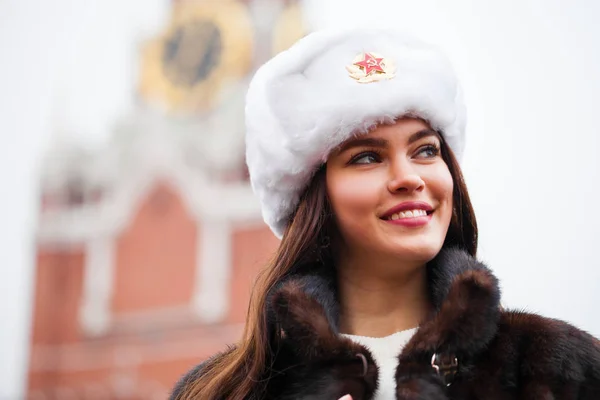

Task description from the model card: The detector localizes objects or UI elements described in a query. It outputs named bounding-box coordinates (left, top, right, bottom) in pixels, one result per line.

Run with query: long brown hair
left=176, top=133, right=477, bottom=400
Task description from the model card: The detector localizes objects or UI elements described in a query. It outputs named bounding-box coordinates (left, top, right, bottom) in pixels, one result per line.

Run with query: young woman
left=171, top=28, right=600, bottom=399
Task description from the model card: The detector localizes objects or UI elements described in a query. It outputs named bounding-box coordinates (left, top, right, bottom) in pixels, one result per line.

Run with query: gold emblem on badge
left=346, top=52, right=396, bottom=83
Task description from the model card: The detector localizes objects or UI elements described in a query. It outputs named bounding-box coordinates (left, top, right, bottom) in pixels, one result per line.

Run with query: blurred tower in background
left=28, top=1, right=306, bottom=398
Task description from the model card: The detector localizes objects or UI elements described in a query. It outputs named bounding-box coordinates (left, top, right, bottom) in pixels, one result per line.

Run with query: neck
left=336, top=251, right=431, bottom=338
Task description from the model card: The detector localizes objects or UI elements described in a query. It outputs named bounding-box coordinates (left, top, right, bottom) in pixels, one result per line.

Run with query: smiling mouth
left=383, top=209, right=434, bottom=221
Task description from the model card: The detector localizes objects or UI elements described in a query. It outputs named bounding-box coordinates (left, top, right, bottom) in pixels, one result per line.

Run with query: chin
left=384, top=237, right=444, bottom=263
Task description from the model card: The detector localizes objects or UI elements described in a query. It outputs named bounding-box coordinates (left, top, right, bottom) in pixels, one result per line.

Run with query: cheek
left=428, top=165, right=454, bottom=218
left=326, top=170, right=382, bottom=225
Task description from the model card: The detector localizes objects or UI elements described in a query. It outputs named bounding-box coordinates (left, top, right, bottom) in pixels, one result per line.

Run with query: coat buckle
left=431, top=352, right=458, bottom=386
left=356, top=353, right=368, bottom=377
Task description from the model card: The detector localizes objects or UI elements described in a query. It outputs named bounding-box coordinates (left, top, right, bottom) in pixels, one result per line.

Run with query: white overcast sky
left=1, top=0, right=599, bottom=398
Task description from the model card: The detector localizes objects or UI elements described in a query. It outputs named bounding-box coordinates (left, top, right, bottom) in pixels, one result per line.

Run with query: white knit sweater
left=342, top=328, right=418, bottom=400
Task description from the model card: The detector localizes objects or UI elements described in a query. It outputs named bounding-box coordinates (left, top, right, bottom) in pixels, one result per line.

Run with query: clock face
left=162, top=19, right=223, bottom=88
left=138, top=0, right=254, bottom=113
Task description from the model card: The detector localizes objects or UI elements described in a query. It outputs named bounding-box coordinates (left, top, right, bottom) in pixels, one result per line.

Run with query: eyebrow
left=336, top=128, right=440, bottom=154
left=408, top=128, right=441, bottom=145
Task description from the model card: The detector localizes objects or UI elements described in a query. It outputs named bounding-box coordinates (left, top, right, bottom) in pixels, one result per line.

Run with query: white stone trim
left=192, top=219, right=232, bottom=323
left=78, top=237, right=115, bottom=336
left=36, top=179, right=262, bottom=246
left=37, top=105, right=263, bottom=247
left=29, top=324, right=245, bottom=372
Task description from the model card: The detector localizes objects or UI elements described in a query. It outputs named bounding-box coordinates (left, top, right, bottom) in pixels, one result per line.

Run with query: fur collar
left=169, top=247, right=600, bottom=399
left=267, top=247, right=501, bottom=399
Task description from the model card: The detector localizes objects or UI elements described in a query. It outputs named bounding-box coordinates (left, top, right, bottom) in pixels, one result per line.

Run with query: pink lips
left=381, top=201, right=434, bottom=228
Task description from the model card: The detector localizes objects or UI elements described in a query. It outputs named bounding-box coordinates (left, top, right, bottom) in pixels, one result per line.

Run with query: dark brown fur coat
left=171, top=248, right=600, bottom=399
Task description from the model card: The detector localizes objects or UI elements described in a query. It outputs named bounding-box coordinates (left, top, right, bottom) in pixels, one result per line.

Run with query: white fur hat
left=245, top=28, right=466, bottom=238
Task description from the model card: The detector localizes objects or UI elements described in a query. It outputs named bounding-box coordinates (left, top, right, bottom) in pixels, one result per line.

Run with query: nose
left=387, top=158, right=425, bottom=194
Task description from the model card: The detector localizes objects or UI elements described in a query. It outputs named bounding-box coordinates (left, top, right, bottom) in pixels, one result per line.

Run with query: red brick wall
left=28, top=185, right=276, bottom=398
left=28, top=324, right=244, bottom=399
left=228, top=226, right=279, bottom=323
left=31, top=249, right=86, bottom=345
left=112, top=182, right=198, bottom=313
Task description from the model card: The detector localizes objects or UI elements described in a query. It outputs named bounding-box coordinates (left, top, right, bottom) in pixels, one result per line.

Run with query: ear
left=270, top=280, right=338, bottom=355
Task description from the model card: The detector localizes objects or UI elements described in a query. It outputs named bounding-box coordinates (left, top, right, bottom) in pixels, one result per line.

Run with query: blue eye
left=415, top=144, right=440, bottom=159
left=350, top=151, right=381, bottom=164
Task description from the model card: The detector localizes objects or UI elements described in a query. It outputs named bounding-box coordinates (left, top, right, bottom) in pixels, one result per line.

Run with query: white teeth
left=387, top=209, right=429, bottom=220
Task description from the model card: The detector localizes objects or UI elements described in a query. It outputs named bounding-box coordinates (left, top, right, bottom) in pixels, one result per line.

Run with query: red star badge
left=353, top=53, right=385, bottom=76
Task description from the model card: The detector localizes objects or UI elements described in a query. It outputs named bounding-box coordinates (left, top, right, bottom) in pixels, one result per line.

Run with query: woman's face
left=326, top=118, right=453, bottom=265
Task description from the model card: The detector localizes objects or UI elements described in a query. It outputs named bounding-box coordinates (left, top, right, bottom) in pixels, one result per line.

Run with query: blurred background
left=1, top=0, right=599, bottom=398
